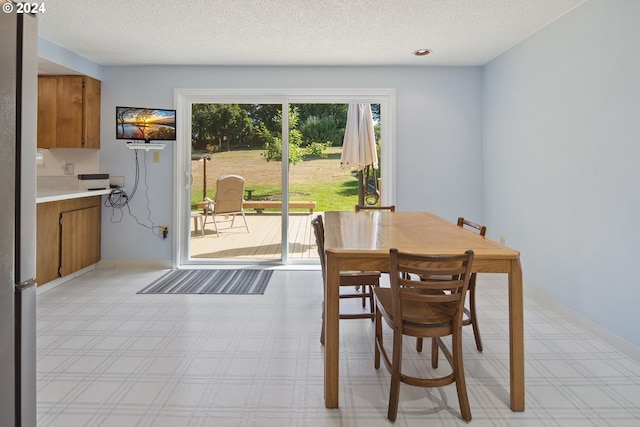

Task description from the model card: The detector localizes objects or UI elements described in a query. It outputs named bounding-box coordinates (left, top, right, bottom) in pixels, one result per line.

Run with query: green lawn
left=190, top=147, right=361, bottom=212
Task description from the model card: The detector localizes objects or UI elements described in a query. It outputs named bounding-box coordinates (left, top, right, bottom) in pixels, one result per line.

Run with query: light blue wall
left=483, top=0, right=640, bottom=347
left=98, top=66, right=484, bottom=263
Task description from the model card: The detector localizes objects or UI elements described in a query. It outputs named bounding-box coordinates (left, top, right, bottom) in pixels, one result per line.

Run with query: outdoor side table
left=191, top=211, right=205, bottom=237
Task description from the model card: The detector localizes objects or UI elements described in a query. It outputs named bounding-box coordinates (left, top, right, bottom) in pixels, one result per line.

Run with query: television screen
left=116, top=107, right=176, bottom=141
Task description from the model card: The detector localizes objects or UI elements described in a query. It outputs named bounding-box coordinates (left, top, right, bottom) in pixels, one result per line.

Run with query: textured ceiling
left=38, top=0, right=586, bottom=67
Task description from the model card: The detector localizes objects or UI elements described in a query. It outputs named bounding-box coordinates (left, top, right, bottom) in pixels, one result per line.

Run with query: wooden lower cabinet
left=36, top=201, right=61, bottom=285
left=36, top=196, right=101, bottom=285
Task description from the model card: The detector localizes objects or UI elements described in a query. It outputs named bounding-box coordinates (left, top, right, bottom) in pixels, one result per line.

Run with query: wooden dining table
left=322, top=210, right=524, bottom=411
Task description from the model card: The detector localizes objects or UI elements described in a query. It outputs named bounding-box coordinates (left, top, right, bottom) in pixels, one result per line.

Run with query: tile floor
left=37, top=268, right=640, bottom=426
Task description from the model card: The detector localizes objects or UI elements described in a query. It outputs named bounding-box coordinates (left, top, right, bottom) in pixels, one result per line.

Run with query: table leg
left=509, top=258, right=525, bottom=411
left=324, top=251, right=340, bottom=408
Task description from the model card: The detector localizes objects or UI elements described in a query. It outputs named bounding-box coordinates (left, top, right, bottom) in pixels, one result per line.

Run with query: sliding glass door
left=174, top=89, right=395, bottom=267
left=189, top=103, right=283, bottom=262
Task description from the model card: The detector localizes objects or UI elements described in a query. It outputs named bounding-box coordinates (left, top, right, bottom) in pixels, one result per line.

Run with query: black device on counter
left=77, top=174, right=110, bottom=190
left=77, top=174, right=110, bottom=180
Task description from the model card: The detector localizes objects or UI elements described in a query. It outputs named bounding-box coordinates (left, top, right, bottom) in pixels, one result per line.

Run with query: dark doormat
left=137, top=269, right=273, bottom=295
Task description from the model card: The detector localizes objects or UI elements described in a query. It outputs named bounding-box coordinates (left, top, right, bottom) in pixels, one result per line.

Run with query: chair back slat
left=389, top=248, right=474, bottom=324
left=355, top=204, right=396, bottom=212
left=457, top=217, right=486, bottom=236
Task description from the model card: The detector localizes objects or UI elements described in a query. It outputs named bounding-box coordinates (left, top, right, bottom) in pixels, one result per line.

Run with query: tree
left=210, top=104, right=253, bottom=151
left=192, top=102, right=381, bottom=152
left=299, top=115, right=342, bottom=147
left=295, top=103, right=380, bottom=146
left=370, top=104, right=381, bottom=123
left=192, top=104, right=215, bottom=151
left=241, top=104, right=281, bottom=133
left=191, top=104, right=253, bottom=152
left=297, top=104, right=348, bottom=126
left=260, top=107, right=331, bottom=164
left=296, top=104, right=348, bottom=146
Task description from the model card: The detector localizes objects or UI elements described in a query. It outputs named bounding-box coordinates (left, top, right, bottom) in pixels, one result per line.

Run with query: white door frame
left=173, top=88, right=396, bottom=267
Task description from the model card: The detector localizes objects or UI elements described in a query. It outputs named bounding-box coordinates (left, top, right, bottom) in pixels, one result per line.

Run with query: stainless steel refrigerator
left=0, top=8, right=38, bottom=427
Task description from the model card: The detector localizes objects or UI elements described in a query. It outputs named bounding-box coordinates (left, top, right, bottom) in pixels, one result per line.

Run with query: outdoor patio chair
left=203, top=174, right=249, bottom=237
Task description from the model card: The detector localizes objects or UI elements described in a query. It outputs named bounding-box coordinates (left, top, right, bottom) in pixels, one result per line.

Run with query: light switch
left=153, top=151, right=161, bottom=162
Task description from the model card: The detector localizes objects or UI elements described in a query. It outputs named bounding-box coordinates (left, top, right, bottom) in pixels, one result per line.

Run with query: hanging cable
left=103, top=149, right=163, bottom=237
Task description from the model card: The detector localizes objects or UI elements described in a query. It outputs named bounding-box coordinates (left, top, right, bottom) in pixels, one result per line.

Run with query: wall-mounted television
left=116, top=106, right=176, bottom=142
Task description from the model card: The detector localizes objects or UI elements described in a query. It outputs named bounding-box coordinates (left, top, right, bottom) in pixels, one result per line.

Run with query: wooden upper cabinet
left=55, top=76, right=83, bottom=148
left=37, top=75, right=101, bottom=149
left=82, top=77, right=101, bottom=148
left=37, top=76, right=58, bottom=149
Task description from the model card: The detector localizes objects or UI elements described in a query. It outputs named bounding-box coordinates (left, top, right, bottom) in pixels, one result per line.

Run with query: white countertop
left=37, top=188, right=112, bottom=203
left=37, top=176, right=112, bottom=203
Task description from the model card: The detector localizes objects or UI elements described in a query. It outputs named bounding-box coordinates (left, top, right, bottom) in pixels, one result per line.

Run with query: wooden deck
left=189, top=212, right=320, bottom=260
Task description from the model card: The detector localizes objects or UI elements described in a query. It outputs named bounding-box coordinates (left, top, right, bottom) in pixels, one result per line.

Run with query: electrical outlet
left=64, top=163, right=74, bottom=175
left=500, top=235, right=505, bottom=245
left=160, top=225, right=169, bottom=239
left=110, top=176, right=124, bottom=188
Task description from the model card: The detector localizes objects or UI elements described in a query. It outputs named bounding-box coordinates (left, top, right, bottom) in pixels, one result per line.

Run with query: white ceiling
left=38, top=0, right=586, bottom=68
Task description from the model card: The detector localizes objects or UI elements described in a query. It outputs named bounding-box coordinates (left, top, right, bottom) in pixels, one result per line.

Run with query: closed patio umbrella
left=340, top=103, right=378, bottom=205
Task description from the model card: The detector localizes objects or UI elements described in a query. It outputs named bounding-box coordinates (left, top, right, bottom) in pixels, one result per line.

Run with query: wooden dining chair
left=311, top=215, right=380, bottom=344
left=353, top=204, right=395, bottom=307
left=355, top=204, right=396, bottom=212
left=456, top=217, right=486, bottom=352
left=415, top=216, right=486, bottom=354
left=375, top=248, right=475, bottom=422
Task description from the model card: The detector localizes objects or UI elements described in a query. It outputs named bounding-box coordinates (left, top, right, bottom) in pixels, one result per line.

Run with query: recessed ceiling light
left=413, top=49, right=432, bottom=56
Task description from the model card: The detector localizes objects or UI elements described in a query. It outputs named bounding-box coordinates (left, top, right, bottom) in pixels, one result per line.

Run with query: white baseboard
left=36, top=264, right=97, bottom=295
left=524, top=283, right=640, bottom=363
left=97, top=258, right=174, bottom=269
